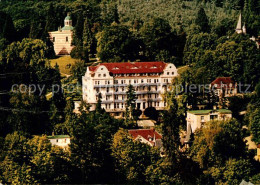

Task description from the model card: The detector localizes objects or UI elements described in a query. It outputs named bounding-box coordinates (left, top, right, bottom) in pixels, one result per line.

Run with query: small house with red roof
left=82, top=61, right=178, bottom=117
left=128, top=129, right=162, bottom=147
left=210, top=77, right=237, bottom=98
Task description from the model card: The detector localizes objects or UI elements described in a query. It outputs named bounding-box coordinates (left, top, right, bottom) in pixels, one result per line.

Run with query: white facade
left=82, top=62, right=178, bottom=116
left=47, top=135, right=70, bottom=149
left=186, top=109, right=232, bottom=133
left=49, top=14, right=74, bottom=55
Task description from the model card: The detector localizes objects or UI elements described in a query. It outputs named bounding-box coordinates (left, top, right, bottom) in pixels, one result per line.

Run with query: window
left=106, top=96, right=110, bottom=100
left=154, top=79, right=156, bottom=83
left=167, top=72, right=170, bottom=75
left=106, top=88, right=109, bottom=92
left=122, top=87, right=124, bottom=91
left=115, top=87, right=118, bottom=92
left=141, top=79, right=144, bottom=83
left=56, top=139, right=58, bottom=143
left=172, top=72, right=174, bottom=75
left=101, top=68, right=103, bottom=70
left=115, top=95, right=118, bottom=100
left=210, top=115, right=218, bottom=120
left=121, top=80, right=124, bottom=84
left=134, top=80, right=137, bottom=83
left=114, top=80, right=118, bottom=84
left=98, top=74, right=101, bottom=77
left=201, top=116, right=205, bottom=121
left=103, top=74, right=106, bottom=77
left=53, top=37, right=55, bottom=42
left=66, top=36, right=68, bottom=42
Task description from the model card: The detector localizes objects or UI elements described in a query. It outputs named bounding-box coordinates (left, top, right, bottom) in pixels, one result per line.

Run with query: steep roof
left=89, top=62, right=167, bottom=74
left=128, top=129, right=162, bottom=145
left=211, top=77, right=236, bottom=89
left=236, top=13, right=242, bottom=30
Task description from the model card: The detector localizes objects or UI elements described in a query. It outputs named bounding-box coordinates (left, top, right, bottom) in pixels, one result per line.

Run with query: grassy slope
left=50, top=56, right=77, bottom=76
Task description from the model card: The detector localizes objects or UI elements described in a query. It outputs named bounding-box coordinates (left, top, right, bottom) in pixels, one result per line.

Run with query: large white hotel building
left=82, top=61, right=178, bottom=117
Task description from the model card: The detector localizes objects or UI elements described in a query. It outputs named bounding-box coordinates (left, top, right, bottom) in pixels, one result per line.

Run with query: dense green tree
left=0, top=133, right=71, bottom=184
left=83, top=18, right=96, bottom=57
left=96, top=24, right=138, bottom=62
left=195, top=7, right=210, bottom=32
left=125, top=84, right=137, bottom=126
left=68, top=102, right=121, bottom=183
left=183, top=32, right=218, bottom=64
left=111, top=128, right=160, bottom=183
left=140, top=18, right=175, bottom=60
left=144, top=107, right=159, bottom=121
left=190, top=119, right=247, bottom=168
left=210, top=158, right=254, bottom=184
left=161, top=97, right=180, bottom=167
left=70, top=60, right=86, bottom=83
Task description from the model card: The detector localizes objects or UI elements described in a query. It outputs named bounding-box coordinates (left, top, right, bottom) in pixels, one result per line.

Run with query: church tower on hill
left=48, top=13, right=75, bottom=55
left=235, top=13, right=246, bottom=35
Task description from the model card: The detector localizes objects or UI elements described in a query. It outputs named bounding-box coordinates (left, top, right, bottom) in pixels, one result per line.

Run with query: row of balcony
left=93, top=82, right=169, bottom=88
left=100, top=98, right=162, bottom=104
left=95, top=90, right=163, bottom=96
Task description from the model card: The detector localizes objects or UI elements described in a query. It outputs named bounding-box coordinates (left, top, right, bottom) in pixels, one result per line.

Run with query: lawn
left=50, top=56, right=77, bottom=76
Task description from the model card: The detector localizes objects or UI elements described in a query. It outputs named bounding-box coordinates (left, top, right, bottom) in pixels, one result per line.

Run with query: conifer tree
left=195, top=7, right=210, bottom=33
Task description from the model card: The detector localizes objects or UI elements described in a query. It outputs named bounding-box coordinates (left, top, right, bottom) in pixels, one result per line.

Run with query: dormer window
left=113, top=67, right=119, bottom=70
left=151, top=66, right=157, bottom=69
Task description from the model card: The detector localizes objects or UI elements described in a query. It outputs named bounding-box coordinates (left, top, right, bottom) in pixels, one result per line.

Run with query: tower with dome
left=49, top=13, right=75, bottom=55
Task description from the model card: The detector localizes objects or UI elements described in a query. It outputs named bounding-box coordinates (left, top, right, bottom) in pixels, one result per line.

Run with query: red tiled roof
left=211, top=77, right=236, bottom=89
left=128, top=129, right=162, bottom=145
left=89, top=62, right=167, bottom=74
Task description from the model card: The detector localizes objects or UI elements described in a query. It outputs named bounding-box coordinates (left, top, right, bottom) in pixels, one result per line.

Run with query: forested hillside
left=0, top=0, right=259, bottom=184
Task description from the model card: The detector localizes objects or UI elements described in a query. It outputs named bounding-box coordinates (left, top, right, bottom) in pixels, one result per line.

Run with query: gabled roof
left=211, top=77, right=236, bottom=89
left=128, top=129, right=162, bottom=145
left=89, top=62, right=167, bottom=74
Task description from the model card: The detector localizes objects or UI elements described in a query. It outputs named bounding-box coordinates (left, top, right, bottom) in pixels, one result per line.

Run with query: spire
left=236, top=13, right=243, bottom=34
left=242, top=23, right=246, bottom=34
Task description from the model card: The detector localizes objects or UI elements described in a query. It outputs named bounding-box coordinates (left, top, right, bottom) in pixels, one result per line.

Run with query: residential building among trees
left=186, top=109, right=232, bottom=133
left=82, top=61, right=178, bottom=117
left=210, top=77, right=238, bottom=98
